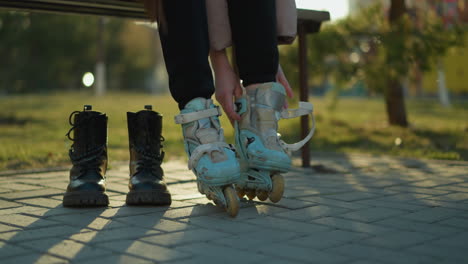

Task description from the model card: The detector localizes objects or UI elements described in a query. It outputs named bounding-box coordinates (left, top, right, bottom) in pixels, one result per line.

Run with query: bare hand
left=210, top=50, right=242, bottom=123
left=276, top=64, right=293, bottom=108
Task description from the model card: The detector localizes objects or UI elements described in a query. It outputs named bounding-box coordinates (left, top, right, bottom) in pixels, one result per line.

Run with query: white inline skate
left=234, top=82, right=315, bottom=202
left=175, top=98, right=241, bottom=217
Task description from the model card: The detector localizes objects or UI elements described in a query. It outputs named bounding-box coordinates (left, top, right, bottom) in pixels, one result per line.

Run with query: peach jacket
left=141, top=0, right=297, bottom=50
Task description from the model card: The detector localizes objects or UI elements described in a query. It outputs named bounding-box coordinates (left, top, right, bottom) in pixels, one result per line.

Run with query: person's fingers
left=277, top=68, right=294, bottom=98
left=234, top=82, right=243, bottom=98
left=217, top=93, right=241, bottom=124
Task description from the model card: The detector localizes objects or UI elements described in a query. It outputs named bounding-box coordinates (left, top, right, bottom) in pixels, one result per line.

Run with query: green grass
left=0, top=92, right=467, bottom=171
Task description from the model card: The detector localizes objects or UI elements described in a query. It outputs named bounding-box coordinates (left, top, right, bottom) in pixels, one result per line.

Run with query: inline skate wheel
left=246, top=190, right=256, bottom=200
left=224, top=186, right=239, bottom=217
left=256, top=190, right=269, bottom=201
left=236, top=188, right=246, bottom=199
left=269, top=173, right=284, bottom=203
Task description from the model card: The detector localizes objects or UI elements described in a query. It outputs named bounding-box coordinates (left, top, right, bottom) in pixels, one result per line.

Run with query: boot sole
left=126, top=190, right=172, bottom=206
left=63, top=191, right=109, bottom=207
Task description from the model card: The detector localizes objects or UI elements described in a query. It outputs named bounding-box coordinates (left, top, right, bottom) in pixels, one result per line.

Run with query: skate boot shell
left=126, top=105, right=172, bottom=206
left=175, top=98, right=240, bottom=217
left=235, top=82, right=315, bottom=203
left=63, top=105, right=109, bottom=207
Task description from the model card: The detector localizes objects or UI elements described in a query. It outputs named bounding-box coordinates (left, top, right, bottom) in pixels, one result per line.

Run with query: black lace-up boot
left=63, top=105, right=109, bottom=207
left=126, top=105, right=171, bottom=205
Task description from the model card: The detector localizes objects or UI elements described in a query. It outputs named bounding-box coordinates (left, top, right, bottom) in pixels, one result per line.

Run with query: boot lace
left=133, top=136, right=165, bottom=179
left=70, top=146, right=106, bottom=175
left=66, top=111, right=105, bottom=176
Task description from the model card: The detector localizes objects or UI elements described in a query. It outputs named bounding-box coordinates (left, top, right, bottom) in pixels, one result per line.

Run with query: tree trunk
left=386, top=0, right=409, bottom=127
left=385, top=79, right=408, bottom=126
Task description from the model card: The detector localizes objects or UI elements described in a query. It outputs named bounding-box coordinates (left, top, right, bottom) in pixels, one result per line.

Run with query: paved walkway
left=0, top=153, right=467, bottom=264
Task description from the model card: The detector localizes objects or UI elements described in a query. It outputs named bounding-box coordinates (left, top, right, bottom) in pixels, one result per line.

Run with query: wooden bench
left=0, top=0, right=330, bottom=167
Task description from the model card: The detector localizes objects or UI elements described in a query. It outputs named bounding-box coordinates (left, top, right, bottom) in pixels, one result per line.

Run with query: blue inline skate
left=175, top=98, right=241, bottom=217
left=234, top=82, right=315, bottom=202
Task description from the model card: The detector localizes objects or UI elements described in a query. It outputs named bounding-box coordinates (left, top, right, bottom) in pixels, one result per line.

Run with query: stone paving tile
left=209, top=203, right=291, bottom=220
left=337, top=207, right=407, bottom=223
left=359, top=230, right=437, bottom=249
left=0, top=223, right=20, bottom=233
left=164, top=254, right=291, bottom=264
left=347, top=260, right=379, bottom=264
left=210, top=235, right=276, bottom=251
left=259, top=197, right=317, bottom=209
left=408, top=179, right=463, bottom=188
left=297, top=196, right=371, bottom=210
left=114, top=215, right=193, bottom=233
left=0, top=206, right=48, bottom=216
left=178, top=215, right=259, bottom=234
left=374, top=217, right=462, bottom=236
left=272, top=205, right=350, bottom=221
left=157, top=204, right=226, bottom=219
left=37, top=181, right=68, bottom=190
left=436, top=217, right=468, bottom=230
left=1, top=189, right=64, bottom=200
left=325, top=243, right=437, bottom=264
left=1, top=183, right=44, bottom=191
left=244, top=215, right=332, bottom=234
left=139, top=229, right=230, bottom=247
left=406, top=243, right=468, bottom=262
left=283, top=187, right=323, bottom=198
left=230, top=227, right=302, bottom=243
left=311, top=217, right=397, bottom=235
left=320, top=191, right=384, bottom=202
left=257, top=243, right=351, bottom=263
left=46, top=215, right=127, bottom=231
left=79, top=254, right=153, bottom=264
left=406, top=198, right=464, bottom=210
left=24, top=206, right=105, bottom=218
left=17, top=237, right=113, bottom=261
left=0, top=199, right=22, bottom=209
left=354, top=198, right=429, bottom=212
left=429, top=231, right=468, bottom=249
left=0, top=225, right=94, bottom=243
left=0, top=241, right=31, bottom=259
left=436, top=185, right=468, bottom=193
left=400, top=207, right=465, bottom=223
left=18, top=198, right=64, bottom=208
left=0, top=253, right=68, bottom=264
left=424, top=192, right=468, bottom=202
left=175, top=242, right=267, bottom=263
left=384, top=186, right=452, bottom=196
left=68, top=226, right=159, bottom=244
left=0, top=214, right=58, bottom=228
left=288, top=229, right=371, bottom=249
left=93, top=206, right=169, bottom=219
left=96, top=240, right=192, bottom=262
left=170, top=193, right=208, bottom=201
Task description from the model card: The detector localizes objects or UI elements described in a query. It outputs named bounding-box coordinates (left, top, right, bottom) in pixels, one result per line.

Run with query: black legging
left=159, top=0, right=279, bottom=109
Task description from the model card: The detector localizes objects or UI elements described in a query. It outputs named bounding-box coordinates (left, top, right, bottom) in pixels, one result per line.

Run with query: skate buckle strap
left=174, top=106, right=222, bottom=124
left=279, top=101, right=316, bottom=153
left=188, top=142, right=231, bottom=170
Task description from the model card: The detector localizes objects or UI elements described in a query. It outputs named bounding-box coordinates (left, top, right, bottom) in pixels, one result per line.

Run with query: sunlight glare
left=82, top=72, right=95, bottom=87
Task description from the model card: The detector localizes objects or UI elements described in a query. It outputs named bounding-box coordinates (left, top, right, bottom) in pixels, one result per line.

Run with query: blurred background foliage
left=1, top=2, right=467, bottom=97
left=281, top=2, right=468, bottom=100
left=0, top=11, right=161, bottom=94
